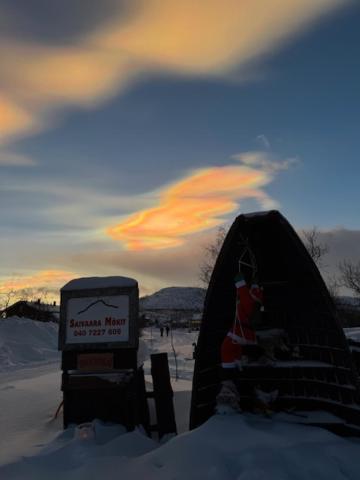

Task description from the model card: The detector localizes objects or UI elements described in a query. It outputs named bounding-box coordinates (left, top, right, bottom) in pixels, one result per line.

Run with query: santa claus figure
left=221, top=272, right=263, bottom=371
left=216, top=272, right=263, bottom=413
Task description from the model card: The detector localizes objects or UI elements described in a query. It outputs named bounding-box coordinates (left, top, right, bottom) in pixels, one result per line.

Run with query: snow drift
left=1, top=414, right=360, bottom=480
left=0, top=317, right=59, bottom=371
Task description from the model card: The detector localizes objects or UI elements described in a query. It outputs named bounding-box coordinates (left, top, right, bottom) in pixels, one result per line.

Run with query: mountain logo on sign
left=77, top=299, right=119, bottom=315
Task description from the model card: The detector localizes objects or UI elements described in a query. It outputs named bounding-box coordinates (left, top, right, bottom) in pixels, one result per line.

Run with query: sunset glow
left=0, top=270, right=75, bottom=298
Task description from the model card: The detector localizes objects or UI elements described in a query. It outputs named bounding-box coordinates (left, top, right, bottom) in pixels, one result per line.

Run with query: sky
left=0, top=0, right=360, bottom=300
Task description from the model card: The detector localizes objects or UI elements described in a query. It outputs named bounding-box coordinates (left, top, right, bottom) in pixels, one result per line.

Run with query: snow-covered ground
left=0, top=323, right=198, bottom=466
left=2, top=407, right=360, bottom=480
left=0, top=317, right=60, bottom=372
left=1, top=321, right=360, bottom=479
left=141, top=326, right=198, bottom=435
left=0, top=318, right=62, bottom=464
left=141, top=326, right=198, bottom=382
left=344, top=327, right=360, bottom=342
left=0, top=364, right=63, bottom=465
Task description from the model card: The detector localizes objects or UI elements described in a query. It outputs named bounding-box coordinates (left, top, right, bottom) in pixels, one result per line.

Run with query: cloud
left=0, top=94, right=40, bottom=143
left=233, top=151, right=299, bottom=173
left=256, top=135, right=271, bottom=149
left=2, top=226, right=360, bottom=299
left=0, top=168, right=152, bottom=230
left=107, top=151, right=295, bottom=250
left=297, top=228, right=360, bottom=295
left=0, top=151, right=37, bottom=167
left=101, top=0, right=346, bottom=74
left=55, top=227, right=360, bottom=296
left=0, top=0, right=346, bottom=145
left=0, top=270, right=75, bottom=296
left=310, top=228, right=360, bottom=266
left=59, top=228, right=224, bottom=294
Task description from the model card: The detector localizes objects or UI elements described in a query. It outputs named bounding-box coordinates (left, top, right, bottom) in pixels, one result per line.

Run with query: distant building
left=190, top=313, right=202, bottom=330
left=0, top=300, right=59, bottom=322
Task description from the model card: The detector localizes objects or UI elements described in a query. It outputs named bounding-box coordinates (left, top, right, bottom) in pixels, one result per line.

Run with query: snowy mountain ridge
left=140, top=287, right=206, bottom=311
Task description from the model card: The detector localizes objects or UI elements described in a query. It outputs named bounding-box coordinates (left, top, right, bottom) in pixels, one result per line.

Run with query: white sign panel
left=66, top=295, right=129, bottom=344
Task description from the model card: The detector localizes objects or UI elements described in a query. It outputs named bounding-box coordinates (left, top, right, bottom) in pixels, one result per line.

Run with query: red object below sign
left=77, top=353, right=114, bottom=371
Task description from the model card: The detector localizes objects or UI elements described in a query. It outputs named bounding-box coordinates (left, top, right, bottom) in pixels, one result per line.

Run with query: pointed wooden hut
left=190, top=211, right=360, bottom=435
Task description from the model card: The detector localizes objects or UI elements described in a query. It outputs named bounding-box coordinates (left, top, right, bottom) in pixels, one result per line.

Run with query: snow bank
left=344, top=327, right=360, bottom=342
left=2, top=415, right=360, bottom=479
left=0, top=317, right=59, bottom=371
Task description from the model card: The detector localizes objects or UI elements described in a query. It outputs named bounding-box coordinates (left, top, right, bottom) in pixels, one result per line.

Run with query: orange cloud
left=107, top=157, right=277, bottom=250
left=0, top=270, right=75, bottom=295
left=0, top=0, right=345, bottom=146
left=105, top=0, right=344, bottom=74
left=0, top=94, right=37, bottom=142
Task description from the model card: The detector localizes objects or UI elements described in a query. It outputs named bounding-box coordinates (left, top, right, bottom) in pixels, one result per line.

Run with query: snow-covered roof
left=243, top=210, right=273, bottom=218
left=25, top=301, right=60, bottom=313
left=61, top=276, right=138, bottom=291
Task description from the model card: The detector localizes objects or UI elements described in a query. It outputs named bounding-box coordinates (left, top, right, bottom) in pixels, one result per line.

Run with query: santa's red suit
left=221, top=273, right=263, bottom=369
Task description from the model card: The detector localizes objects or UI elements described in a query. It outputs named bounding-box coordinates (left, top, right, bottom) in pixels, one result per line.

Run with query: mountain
left=140, top=287, right=206, bottom=311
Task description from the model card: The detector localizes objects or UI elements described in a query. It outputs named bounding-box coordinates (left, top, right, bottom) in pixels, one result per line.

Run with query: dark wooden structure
left=190, top=211, right=360, bottom=435
left=348, top=340, right=360, bottom=376
left=61, top=352, right=176, bottom=438
left=59, top=276, right=176, bottom=438
left=150, top=352, right=177, bottom=437
left=1, top=300, right=59, bottom=322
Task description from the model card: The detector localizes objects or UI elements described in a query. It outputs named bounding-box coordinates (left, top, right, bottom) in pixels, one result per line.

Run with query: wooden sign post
left=59, top=276, right=149, bottom=430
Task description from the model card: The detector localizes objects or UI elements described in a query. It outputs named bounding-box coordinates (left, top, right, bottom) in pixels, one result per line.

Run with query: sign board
left=77, top=353, right=114, bottom=371
left=66, top=295, right=129, bottom=344
left=59, top=276, right=139, bottom=350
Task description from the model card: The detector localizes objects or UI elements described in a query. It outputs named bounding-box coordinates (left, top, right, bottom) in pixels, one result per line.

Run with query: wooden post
left=151, top=352, right=177, bottom=439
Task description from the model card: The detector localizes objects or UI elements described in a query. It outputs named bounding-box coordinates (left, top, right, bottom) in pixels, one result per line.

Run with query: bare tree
left=15, top=287, right=50, bottom=304
left=326, top=274, right=341, bottom=304
left=301, top=227, right=345, bottom=304
left=199, top=226, right=227, bottom=287
left=339, top=260, right=360, bottom=298
left=0, top=289, right=16, bottom=312
left=302, top=227, right=328, bottom=268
